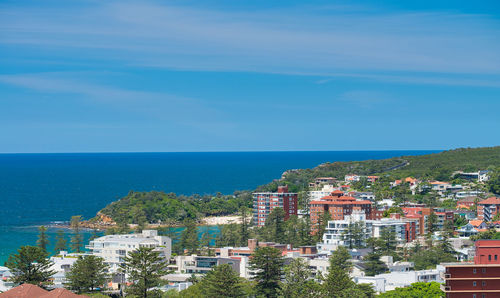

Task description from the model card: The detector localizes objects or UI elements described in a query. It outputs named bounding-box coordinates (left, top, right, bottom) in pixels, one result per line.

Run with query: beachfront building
left=86, top=230, right=171, bottom=273
left=478, top=197, right=500, bottom=222
left=253, top=185, right=298, bottom=226
left=49, top=251, right=90, bottom=288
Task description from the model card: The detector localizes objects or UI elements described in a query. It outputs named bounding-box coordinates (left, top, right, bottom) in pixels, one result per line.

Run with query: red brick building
left=252, top=185, right=298, bottom=226
left=309, top=195, right=372, bottom=232
left=442, top=240, right=500, bottom=297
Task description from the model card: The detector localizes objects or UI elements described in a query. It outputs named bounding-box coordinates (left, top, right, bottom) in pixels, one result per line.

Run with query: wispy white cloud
left=1, top=1, right=500, bottom=86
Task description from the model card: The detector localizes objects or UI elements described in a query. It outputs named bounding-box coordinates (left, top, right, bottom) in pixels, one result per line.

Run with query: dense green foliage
left=94, top=146, right=499, bottom=225
left=278, top=258, right=322, bottom=298
left=259, top=146, right=500, bottom=192
left=99, top=190, right=252, bottom=225
left=37, top=226, right=49, bottom=252
left=54, top=229, right=68, bottom=253
left=250, top=247, right=284, bottom=298
left=121, top=246, right=169, bottom=298
left=488, top=167, right=500, bottom=195
left=5, top=245, right=56, bottom=287
left=65, top=255, right=109, bottom=293
left=377, top=282, right=444, bottom=297
left=198, top=264, right=246, bottom=297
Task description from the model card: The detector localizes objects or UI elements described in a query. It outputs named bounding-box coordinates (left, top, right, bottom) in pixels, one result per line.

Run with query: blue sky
left=1, top=0, right=499, bottom=152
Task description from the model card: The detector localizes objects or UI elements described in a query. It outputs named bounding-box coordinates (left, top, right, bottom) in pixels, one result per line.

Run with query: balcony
left=440, top=271, right=451, bottom=279
left=440, top=284, right=451, bottom=292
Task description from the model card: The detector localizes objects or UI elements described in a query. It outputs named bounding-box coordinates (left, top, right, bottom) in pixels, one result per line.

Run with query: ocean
left=0, top=150, right=437, bottom=263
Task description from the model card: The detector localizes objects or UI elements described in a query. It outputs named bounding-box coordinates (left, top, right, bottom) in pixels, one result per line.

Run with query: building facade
left=442, top=240, right=500, bottom=297
left=478, top=197, right=500, bottom=222
left=309, top=194, right=373, bottom=232
left=86, top=230, right=172, bottom=273
left=253, top=185, right=298, bottom=226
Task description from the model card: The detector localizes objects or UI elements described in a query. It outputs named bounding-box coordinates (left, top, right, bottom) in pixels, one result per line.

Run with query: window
left=473, top=268, right=477, bottom=274
left=482, top=281, right=486, bottom=286
left=489, top=255, right=492, bottom=261
left=483, top=268, right=486, bottom=273
left=496, top=255, right=498, bottom=261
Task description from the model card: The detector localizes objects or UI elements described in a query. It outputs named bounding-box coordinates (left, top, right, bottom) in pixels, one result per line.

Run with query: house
left=456, top=170, right=490, bottom=182
left=457, top=196, right=478, bottom=209
left=345, top=174, right=361, bottom=182
left=0, top=284, right=87, bottom=298
left=308, top=185, right=339, bottom=201
left=309, top=177, right=336, bottom=188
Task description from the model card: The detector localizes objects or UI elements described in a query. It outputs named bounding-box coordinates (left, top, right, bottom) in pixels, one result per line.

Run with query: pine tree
left=278, top=258, right=321, bottom=297
left=121, top=246, right=169, bottom=298
left=364, top=252, right=388, bottom=276
left=65, top=255, right=109, bottom=293
left=323, top=246, right=355, bottom=296
left=70, top=215, right=84, bottom=253
left=54, top=229, right=67, bottom=253
left=5, top=246, right=56, bottom=287
left=264, top=207, right=286, bottom=243
left=202, top=264, right=245, bottom=297
left=239, top=206, right=250, bottom=246
left=37, top=225, right=50, bottom=252
left=250, top=246, right=283, bottom=298
left=180, top=218, right=199, bottom=254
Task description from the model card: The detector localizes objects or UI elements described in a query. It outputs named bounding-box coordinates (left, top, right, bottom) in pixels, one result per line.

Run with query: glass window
left=473, top=281, right=476, bottom=286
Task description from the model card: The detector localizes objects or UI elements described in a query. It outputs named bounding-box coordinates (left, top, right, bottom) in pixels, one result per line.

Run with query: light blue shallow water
left=0, top=151, right=437, bottom=263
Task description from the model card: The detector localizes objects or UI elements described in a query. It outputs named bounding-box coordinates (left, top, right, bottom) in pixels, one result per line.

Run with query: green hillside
left=94, top=146, right=500, bottom=225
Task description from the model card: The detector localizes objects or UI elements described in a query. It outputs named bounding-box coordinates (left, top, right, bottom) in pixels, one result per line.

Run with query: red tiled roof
left=478, top=197, right=500, bottom=205
left=310, top=196, right=372, bottom=205
left=331, top=190, right=344, bottom=194
left=0, top=284, right=48, bottom=298
left=39, top=288, right=88, bottom=298
left=469, top=220, right=484, bottom=228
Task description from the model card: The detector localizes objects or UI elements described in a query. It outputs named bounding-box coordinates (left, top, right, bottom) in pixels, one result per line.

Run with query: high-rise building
left=253, top=185, right=298, bottom=226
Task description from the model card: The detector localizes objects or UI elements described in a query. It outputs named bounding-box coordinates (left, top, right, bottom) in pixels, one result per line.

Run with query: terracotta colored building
left=478, top=197, right=500, bottom=222
left=253, top=185, right=298, bottom=226
left=442, top=240, right=500, bottom=297
left=309, top=194, right=372, bottom=232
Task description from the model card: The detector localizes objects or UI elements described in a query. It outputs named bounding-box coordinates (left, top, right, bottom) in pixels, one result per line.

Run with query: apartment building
left=253, top=185, right=298, bottom=226
left=442, top=240, right=500, bottom=297
left=309, top=194, right=373, bottom=232
left=478, top=197, right=500, bottom=222
left=86, top=230, right=172, bottom=273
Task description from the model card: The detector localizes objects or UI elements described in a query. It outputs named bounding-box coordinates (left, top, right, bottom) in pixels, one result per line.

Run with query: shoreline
left=42, top=214, right=243, bottom=231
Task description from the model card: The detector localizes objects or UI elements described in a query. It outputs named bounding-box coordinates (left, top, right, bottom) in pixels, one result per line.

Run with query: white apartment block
left=318, top=210, right=407, bottom=253
left=86, top=230, right=171, bottom=273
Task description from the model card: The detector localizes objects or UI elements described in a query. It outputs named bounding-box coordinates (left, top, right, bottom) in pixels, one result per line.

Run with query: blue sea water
left=0, top=151, right=437, bottom=263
